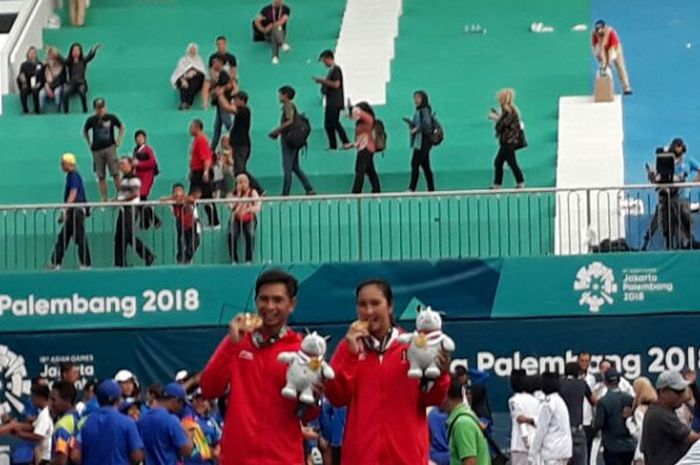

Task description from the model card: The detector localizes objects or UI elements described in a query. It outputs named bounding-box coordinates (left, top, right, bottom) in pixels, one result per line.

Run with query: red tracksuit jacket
left=324, top=336, right=450, bottom=465
left=200, top=330, right=313, bottom=465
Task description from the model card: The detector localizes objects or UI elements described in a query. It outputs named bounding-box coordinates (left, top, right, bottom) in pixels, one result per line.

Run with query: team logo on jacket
left=239, top=350, right=254, bottom=360
left=0, top=345, right=31, bottom=416
left=573, top=261, right=618, bottom=313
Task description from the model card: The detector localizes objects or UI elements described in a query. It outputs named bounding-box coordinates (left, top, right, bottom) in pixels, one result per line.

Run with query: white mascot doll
left=398, top=306, right=455, bottom=379
left=278, top=331, right=335, bottom=404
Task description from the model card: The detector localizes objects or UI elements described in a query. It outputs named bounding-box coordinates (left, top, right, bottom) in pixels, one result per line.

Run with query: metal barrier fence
left=0, top=184, right=699, bottom=271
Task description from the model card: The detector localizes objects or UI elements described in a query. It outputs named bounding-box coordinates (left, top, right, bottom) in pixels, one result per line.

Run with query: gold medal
left=415, top=334, right=427, bottom=348
left=309, top=358, right=322, bottom=371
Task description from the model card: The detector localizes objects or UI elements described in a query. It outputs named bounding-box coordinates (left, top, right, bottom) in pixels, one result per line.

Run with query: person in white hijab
left=171, top=43, right=207, bottom=110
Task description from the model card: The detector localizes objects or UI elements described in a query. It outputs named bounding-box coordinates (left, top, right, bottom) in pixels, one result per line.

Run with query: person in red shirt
left=591, top=20, right=632, bottom=95
left=200, top=269, right=319, bottom=465
left=188, top=119, right=220, bottom=228
left=133, top=129, right=161, bottom=230
left=324, top=279, right=451, bottom=465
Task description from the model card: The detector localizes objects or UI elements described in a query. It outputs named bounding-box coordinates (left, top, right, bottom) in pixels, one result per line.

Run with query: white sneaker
left=272, top=56, right=280, bottom=65
left=281, top=43, right=291, bottom=53
left=79, top=265, right=92, bottom=271
left=46, top=263, right=61, bottom=271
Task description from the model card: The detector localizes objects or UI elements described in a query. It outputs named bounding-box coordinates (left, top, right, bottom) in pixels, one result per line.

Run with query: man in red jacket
left=188, top=119, right=220, bottom=227
left=200, top=269, right=317, bottom=465
left=324, top=279, right=451, bottom=465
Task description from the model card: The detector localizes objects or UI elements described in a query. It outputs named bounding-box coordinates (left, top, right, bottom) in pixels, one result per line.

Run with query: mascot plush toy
left=278, top=331, right=335, bottom=404
left=398, top=306, right=455, bottom=379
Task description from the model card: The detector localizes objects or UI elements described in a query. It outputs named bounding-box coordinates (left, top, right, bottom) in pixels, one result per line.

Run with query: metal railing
left=0, top=183, right=699, bottom=272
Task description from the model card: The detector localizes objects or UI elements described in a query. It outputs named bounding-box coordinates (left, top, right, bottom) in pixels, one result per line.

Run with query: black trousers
left=114, top=207, right=155, bottom=267
left=408, top=138, right=435, bottom=191
left=51, top=208, right=91, bottom=266
left=233, top=145, right=264, bottom=193
left=62, top=81, right=88, bottom=113
left=137, top=196, right=161, bottom=230
left=324, top=105, right=349, bottom=149
left=176, top=225, right=200, bottom=263
left=18, top=82, right=40, bottom=114
left=177, top=72, right=204, bottom=106
left=190, top=170, right=220, bottom=226
left=228, top=219, right=256, bottom=262
left=351, top=149, right=381, bottom=193
left=602, top=450, right=634, bottom=465
left=493, top=144, right=524, bottom=185
left=583, top=425, right=595, bottom=458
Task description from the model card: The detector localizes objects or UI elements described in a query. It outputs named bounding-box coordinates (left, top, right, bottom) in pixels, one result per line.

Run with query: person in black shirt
left=49, top=153, right=91, bottom=270
left=593, top=369, right=635, bottom=465
left=63, top=43, right=100, bottom=113
left=83, top=98, right=124, bottom=201
left=313, top=50, right=352, bottom=151
left=203, top=36, right=238, bottom=110
left=210, top=57, right=237, bottom=151
left=560, top=363, right=596, bottom=465
left=216, top=90, right=265, bottom=194
left=16, top=47, right=44, bottom=114
left=254, top=0, right=291, bottom=64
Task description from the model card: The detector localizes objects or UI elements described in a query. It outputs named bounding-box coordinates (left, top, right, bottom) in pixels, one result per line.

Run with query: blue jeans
left=281, top=141, right=313, bottom=195
left=571, top=428, right=588, bottom=465
left=212, top=107, right=233, bottom=150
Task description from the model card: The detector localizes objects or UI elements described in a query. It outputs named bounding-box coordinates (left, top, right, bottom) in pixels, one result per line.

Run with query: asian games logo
left=573, top=261, right=618, bottom=313
left=0, top=345, right=31, bottom=416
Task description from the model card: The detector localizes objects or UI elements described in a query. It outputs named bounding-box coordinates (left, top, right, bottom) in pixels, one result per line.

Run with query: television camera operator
left=647, top=138, right=700, bottom=249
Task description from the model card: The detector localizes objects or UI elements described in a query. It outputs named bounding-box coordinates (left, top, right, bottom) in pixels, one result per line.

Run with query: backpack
left=428, top=112, right=444, bottom=146
left=372, top=119, right=387, bottom=152
left=284, top=112, right=312, bottom=150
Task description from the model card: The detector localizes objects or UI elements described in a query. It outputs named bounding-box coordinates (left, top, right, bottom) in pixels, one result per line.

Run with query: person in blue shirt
left=50, top=381, right=80, bottom=465
left=49, top=152, right=91, bottom=270
left=656, top=138, right=700, bottom=249
left=428, top=402, right=450, bottom=465
left=10, top=397, right=39, bottom=465
left=72, top=380, right=144, bottom=465
left=319, top=399, right=346, bottom=465
left=182, top=388, right=221, bottom=465
left=137, top=383, right=192, bottom=465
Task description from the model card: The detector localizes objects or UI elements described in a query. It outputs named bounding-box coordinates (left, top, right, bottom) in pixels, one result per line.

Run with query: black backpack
left=284, top=113, right=312, bottom=150
left=428, top=112, right=444, bottom=146
left=372, top=119, right=387, bottom=152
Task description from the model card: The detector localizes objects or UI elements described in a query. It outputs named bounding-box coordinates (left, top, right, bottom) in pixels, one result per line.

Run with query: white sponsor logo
left=0, top=345, right=31, bottom=416
left=574, top=261, right=618, bottom=313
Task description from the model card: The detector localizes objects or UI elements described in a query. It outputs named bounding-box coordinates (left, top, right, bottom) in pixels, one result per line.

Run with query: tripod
left=642, top=192, right=694, bottom=250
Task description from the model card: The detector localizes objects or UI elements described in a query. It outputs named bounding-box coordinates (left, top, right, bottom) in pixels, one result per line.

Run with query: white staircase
left=555, top=96, right=625, bottom=254
left=334, top=0, right=403, bottom=105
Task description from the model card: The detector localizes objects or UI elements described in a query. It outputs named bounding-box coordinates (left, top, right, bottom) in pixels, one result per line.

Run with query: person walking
left=268, top=86, right=315, bottom=196
left=313, top=50, right=351, bottom=151
left=133, top=130, right=161, bottom=230
left=488, top=88, right=525, bottom=189
left=200, top=270, right=320, bottom=465
left=559, top=362, right=597, bottom=465
left=591, top=20, right=632, bottom=95
left=529, top=372, right=572, bottom=465
left=72, top=380, right=144, bottom=465
left=113, top=157, right=156, bottom=267
left=83, top=97, right=124, bottom=201
left=593, top=369, right=636, bottom=465
left=188, top=119, right=220, bottom=228
left=625, top=377, right=657, bottom=465
left=443, top=377, right=491, bottom=465
left=49, top=153, right=91, bottom=270
left=406, top=90, right=436, bottom=191
left=641, top=371, right=700, bottom=465
left=324, top=279, right=450, bottom=465
left=349, top=102, right=381, bottom=193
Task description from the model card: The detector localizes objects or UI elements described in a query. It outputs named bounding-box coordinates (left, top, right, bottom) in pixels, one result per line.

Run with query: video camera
left=645, top=146, right=686, bottom=184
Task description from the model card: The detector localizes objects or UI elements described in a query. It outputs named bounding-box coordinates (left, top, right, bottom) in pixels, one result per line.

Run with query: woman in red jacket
left=133, top=129, right=161, bottom=229
left=324, top=279, right=451, bottom=465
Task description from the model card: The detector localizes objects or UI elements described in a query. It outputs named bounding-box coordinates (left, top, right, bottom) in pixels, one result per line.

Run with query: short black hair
left=510, top=369, right=526, bottom=392
left=147, top=383, right=163, bottom=398
left=523, top=375, right=541, bottom=394
left=234, top=91, right=249, bottom=103
left=453, top=365, right=468, bottom=378
left=319, top=49, right=334, bottom=60
left=31, top=384, right=50, bottom=400
left=447, top=376, right=464, bottom=400
left=216, top=36, right=227, bottom=42
left=173, top=183, right=185, bottom=190
left=134, top=129, right=147, bottom=139
left=84, top=378, right=98, bottom=392
left=565, top=362, right=581, bottom=377
left=255, top=269, right=299, bottom=298
left=31, top=376, right=49, bottom=386
left=541, top=372, right=561, bottom=395
left=279, top=85, right=296, bottom=100
left=192, top=119, right=204, bottom=130
left=59, top=362, right=75, bottom=377
left=355, top=279, right=393, bottom=306
left=52, top=380, right=78, bottom=405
